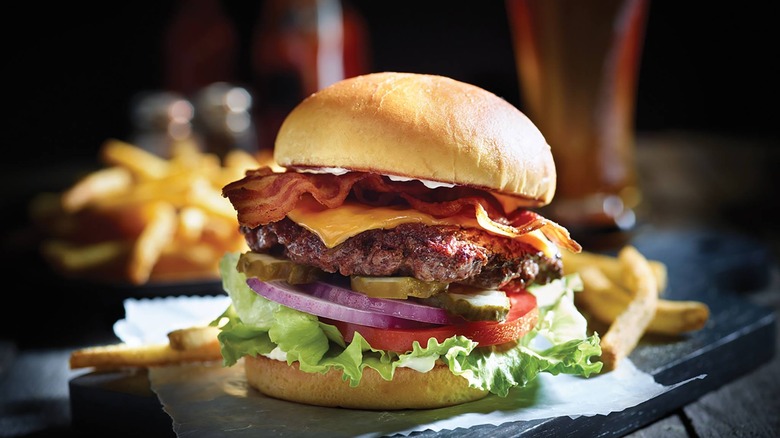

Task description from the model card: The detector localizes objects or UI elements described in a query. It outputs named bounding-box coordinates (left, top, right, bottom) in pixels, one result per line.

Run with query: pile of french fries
left=31, top=139, right=266, bottom=284
left=563, top=246, right=710, bottom=371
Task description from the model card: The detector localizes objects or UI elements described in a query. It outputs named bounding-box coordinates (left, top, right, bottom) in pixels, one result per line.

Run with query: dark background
left=6, top=1, right=778, bottom=169
left=2, top=5, right=777, bottom=435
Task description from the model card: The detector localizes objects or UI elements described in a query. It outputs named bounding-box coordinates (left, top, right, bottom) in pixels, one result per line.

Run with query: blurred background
left=4, top=0, right=779, bottom=267
left=2, top=4, right=778, bottom=435
left=6, top=1, right=777, bottom=163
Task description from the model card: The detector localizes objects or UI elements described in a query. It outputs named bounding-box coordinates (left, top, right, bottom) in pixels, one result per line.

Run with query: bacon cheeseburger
left=216, top=72, right=602, bottom=409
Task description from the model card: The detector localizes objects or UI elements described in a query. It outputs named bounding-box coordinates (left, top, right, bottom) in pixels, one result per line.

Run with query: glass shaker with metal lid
left=129, top=91, right=198, bottom=158
left=192, top=82, right=258, bottom=159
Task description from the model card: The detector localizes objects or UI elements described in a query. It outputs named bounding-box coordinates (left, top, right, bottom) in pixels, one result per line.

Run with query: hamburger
left=215, top=72, right=602, bottom=409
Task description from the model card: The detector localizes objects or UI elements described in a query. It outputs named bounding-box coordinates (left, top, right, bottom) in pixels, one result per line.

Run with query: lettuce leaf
left=214, top=252, right=602, bottom=396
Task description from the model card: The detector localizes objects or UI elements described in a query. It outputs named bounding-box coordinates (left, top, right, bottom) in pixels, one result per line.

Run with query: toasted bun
left=274, top=72, right=556, bottom=207
left=244, top=354, right=488, bottom=410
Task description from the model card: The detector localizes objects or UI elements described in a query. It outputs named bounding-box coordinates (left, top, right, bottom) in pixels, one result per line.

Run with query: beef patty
left=242, top=219, right=562, bottom=289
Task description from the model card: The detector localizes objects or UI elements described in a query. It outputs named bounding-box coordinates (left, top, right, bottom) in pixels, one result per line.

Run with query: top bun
left=274, top=72, right=556, bottom=206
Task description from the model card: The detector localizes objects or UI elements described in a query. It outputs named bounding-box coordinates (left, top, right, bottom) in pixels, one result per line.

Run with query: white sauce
left=296, top=166, right=351, bottom=176
left=294, top=167, right=456, bottom=189
left=262, top=346, right=288, bottom=362
left=398, top=355, right=438, bottom=373
left=385, top=175, right=456, bottom=189
left=262, top=346, right=439, bottom=373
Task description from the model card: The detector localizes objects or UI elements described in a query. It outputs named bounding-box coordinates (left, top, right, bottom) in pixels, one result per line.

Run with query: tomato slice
left=326, top=291, right=538, bottom=353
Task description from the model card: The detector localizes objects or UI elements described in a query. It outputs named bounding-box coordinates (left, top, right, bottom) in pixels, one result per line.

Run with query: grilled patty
left=241, top=219, right=562, bottom=289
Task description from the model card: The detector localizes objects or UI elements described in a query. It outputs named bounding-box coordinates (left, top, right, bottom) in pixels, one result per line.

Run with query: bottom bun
left=244, top=354, right=489, bottom=410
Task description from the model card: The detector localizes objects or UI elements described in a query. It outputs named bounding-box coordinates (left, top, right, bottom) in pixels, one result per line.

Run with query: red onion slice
left=246, top=278, right=438, bottom=329
left=302, top=281, right=457, bottom=325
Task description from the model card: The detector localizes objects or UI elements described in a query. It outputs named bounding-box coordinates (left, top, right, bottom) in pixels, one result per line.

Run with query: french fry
left=169, top=140, right=204, bottom=166
left=224, top=148, right=261, bottom=171
left=100, top=139, right=170, bottom=179
left=255, top=148, right=286, bottom=173
left=176, top=206, right=207, bottom=242
left=598, top=246, right=659, bottom=371
left=42, top=240, right=128, bottom=272
left=61, top=166, right=133, bottom=212
left=84, top=201, right=163, bottom=240
left=219, top=149, right=262, bottom=186
left=169, top=140, right=222, bottom=182
left=167, top=326, right=221, bottom=351
left=127, top=202, right=177, bottom=284
left=576, top=266, right=710, bottom=335
left=566, top=245, right=711, bottom=372
left=201, top=215, right=244, bottom=243
left=91, top=172, right=195, bottom=210
left=69, top=342, right=222, bottom=370
left=150, top=252, right=220, bottom=282
left=187, top=177, right=236, bottom=220
left=562, top=250, right=668, bottom=295
left=165, top=240, right=220, bottom=268
left=70, top=323, right=223, bottom=370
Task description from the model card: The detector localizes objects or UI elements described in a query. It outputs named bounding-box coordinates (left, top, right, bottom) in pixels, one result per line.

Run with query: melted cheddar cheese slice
left=287, top=196, right=558, bottom=257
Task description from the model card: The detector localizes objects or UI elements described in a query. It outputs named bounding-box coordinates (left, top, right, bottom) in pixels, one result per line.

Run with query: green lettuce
left=213, top=252, right=602, bottom=396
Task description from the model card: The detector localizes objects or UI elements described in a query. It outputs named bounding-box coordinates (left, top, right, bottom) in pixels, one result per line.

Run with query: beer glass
left=506, top=0, right=650, bottom=236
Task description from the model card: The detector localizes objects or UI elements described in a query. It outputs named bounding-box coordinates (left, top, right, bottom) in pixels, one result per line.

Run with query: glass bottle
left=250, top=0, right=370, bottom=151
left=163, top=0, right=239, bottom=97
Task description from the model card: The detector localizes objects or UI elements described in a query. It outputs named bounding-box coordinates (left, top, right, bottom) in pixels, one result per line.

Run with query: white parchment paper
left=114, top=296, right=706, bottom=437
left=113, top=295, right=231, bottom=346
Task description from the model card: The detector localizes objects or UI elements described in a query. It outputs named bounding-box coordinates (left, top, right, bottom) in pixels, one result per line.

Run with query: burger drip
left=250, top=0, right=370, bottom=151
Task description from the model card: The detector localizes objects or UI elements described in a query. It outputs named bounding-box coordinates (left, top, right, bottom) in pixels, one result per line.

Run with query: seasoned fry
left=576, top=266, right=710, bottom=335
left=598, top=246, right=658, bottom=371
left=69, top=342, right=222, bottom=370
left=167, top=326, right=221, bottom=351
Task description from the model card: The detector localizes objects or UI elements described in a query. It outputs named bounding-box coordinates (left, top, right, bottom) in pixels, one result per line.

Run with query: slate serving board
left=69, top=226, right=778, bottom=437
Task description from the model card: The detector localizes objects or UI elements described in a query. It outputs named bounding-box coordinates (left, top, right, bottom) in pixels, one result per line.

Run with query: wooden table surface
left=0, top=130, right=777, bottom=437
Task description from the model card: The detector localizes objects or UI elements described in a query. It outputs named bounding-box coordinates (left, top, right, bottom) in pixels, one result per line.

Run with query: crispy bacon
left=222, top=167, right=581, bottom=252
left=222, top=168, right=366, bottom=228
left=509, top=209, right=582, bottom=253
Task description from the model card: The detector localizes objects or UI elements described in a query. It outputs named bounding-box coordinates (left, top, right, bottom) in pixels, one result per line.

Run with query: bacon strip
left=222, top=167, right=367, bottom=228
left=222, top=167, right=581, bottom=252
left=507, top=209, right=581, bottom=253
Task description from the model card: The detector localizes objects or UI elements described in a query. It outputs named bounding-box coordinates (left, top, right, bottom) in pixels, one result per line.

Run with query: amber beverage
left=506, top=0, right=649, bottom=235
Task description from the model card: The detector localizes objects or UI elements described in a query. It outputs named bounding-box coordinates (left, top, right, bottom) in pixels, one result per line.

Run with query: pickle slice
left=237, top=252, right=321, bottom=284
left=350, top=276, right=448, bottom=299
left=425, top=285, right=511, bottom=322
